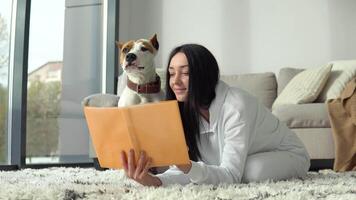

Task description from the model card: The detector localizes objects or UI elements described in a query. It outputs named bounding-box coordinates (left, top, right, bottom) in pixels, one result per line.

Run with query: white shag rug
left=0, top=168, right=355, bottom=200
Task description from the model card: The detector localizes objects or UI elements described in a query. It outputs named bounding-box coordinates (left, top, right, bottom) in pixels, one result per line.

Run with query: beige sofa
left=220, top=68, right=334, bottom=170
left=83, top=68, right=334, bottom=170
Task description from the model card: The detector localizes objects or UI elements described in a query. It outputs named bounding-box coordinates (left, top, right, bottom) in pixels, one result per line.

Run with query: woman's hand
left=120, top=149, right=162, bottom=187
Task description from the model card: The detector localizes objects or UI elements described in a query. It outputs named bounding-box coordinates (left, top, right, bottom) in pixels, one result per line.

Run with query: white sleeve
left=186, top=105, right=252, bottom=184
left=156, top=166, right=191, bottom=186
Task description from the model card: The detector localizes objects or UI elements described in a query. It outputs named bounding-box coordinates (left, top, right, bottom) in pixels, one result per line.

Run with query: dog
left=116, top=34, right=164, bottom=107
left=116, top=34, right=168, bottom=174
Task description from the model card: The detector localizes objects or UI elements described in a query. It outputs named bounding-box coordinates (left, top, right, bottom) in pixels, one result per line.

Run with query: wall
left=119, top=0, right=356, bottom=75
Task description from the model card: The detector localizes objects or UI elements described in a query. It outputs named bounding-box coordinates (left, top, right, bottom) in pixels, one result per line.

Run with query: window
left=0, top=0, right=118, bottom=168
left=26, top=0, right=107, bottom=164
left=26, top=0, right=65, bottom=164
left=0, top=0, right=12, bottom=165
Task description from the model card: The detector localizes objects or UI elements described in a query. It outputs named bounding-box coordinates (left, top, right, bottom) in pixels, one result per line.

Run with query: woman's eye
left=141, top=47, right=148, bottom=51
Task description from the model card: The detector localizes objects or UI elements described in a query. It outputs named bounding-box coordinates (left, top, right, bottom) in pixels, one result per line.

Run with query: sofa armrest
left=81, top=93, right=119, bottom=107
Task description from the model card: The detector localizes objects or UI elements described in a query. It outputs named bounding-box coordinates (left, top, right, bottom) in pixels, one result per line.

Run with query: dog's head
left=116, top=34, right=159, bottom=76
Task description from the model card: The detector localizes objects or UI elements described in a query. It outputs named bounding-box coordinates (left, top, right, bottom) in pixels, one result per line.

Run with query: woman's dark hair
left=165, top=44, right=220, bottom=161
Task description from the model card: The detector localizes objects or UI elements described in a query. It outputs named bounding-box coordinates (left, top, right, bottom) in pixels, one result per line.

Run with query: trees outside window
left=26, top=80, right=61, bottom=160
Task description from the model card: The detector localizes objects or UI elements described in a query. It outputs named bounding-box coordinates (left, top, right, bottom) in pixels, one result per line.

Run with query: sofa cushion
left=272, top=103, right=330, bottom=128
left=317, top=60, right=356, bottom=102
left=277, top=68, right=304, bottom=95
left=220, top=72, right=277, bottom=109
left=272, top=65, right=331, bottom=108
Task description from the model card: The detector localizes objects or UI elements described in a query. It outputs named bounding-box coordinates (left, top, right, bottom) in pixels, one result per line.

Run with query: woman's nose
left=172, top=73, right=181, bottom=84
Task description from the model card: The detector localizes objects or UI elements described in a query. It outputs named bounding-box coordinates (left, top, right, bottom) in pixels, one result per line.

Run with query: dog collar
left=127, top=75, right=161, bottom=94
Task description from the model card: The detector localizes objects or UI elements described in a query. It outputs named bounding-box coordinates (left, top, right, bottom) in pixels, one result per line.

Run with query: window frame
left=0, top=0, right=119, bottom=170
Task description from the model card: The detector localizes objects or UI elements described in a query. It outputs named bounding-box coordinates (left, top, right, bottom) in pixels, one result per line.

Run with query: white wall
left=119, top=0, right=356, bottom=75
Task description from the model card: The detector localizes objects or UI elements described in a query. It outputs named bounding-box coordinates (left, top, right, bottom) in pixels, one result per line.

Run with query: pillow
left=221, top=72, right=277, bottom=109
left=272, top=65, right=332, bottom=109
left=317, top=60, right=356, bottom=102
left=277, top=68, right=305, bottom=95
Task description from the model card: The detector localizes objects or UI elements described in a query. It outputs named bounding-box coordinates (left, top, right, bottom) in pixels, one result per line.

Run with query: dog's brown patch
left=118, top=40, right=134, bottom=64
left=137, top=40, right=156, bottom=54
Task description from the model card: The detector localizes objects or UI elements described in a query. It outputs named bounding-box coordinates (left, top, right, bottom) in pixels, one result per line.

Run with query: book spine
left=121, top=108, right=141, bottom=158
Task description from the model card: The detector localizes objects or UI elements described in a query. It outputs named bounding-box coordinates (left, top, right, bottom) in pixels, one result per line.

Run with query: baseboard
left=309, top=159, right=334, bottom=171
left=93, top=158, right=108, bottom=171
left=0, top=165, right=19, bottom=171
left=25, top=162, right=94, bottom=169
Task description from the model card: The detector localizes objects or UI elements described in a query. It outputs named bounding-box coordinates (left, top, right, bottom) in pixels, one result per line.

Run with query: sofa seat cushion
left=272, top=103, right=330, bottom=128
left=221, top=72, right=277, bottom=109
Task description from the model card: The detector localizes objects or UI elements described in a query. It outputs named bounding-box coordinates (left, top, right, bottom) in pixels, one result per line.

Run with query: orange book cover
left=83, top=100, right=190, bottom=169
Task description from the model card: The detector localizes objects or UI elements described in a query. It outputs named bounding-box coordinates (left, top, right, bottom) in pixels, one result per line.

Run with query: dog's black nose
left=126, top=53, right=137, bottom=63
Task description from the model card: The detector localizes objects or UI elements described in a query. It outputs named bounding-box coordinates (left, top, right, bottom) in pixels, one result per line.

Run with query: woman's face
left=168, top=52, right=189, bottom=102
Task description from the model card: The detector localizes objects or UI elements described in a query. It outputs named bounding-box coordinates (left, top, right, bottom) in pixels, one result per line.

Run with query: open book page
left=84, top=100, right=190, bottom=169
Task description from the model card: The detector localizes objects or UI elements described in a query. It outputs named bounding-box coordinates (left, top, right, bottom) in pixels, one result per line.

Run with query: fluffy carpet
left=0, top=167, right=355, bottom=200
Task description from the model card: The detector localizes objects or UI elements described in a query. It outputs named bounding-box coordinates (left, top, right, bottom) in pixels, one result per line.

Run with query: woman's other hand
left=120, top=149, right=162, bottom=186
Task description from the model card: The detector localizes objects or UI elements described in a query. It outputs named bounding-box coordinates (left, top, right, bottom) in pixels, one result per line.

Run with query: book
left=83, top=100, right=190, bottom=169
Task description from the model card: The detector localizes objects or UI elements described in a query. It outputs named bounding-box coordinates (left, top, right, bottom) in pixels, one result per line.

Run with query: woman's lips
left=174, top=88, right=186, bottom=94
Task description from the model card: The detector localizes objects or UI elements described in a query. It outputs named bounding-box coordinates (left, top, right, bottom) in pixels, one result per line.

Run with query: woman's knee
left=242, top=155, right=267, bottom=183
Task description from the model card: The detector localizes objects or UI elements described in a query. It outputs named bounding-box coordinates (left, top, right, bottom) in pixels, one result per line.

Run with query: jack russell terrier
left=116, top=34, right=164, bottom=107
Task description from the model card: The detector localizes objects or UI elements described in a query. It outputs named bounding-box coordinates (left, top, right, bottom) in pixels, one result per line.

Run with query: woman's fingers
left=120, top=151, right=128, bottom=172
left=134, top=151, right=146, bottom=179
left=139, top=157, right=152, bottom=179
left=122, top=149, right=152, bottom=181
left=119, top=150, right=159, bottom=186
left=128, top=149, right=136, bottom=178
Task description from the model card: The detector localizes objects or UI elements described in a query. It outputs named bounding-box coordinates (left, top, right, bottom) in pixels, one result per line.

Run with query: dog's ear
left=149, top=34, right=159, bottom=51
left=115, top=41, right=123, bottom=50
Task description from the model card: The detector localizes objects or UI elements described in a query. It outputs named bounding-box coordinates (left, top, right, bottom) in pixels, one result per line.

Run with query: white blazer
left=157, top=81, right=309, bottom=186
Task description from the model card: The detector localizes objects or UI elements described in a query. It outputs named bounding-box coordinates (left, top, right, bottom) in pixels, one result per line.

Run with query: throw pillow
left=317, top=60, right=356, bottom=102
left=277, top=68, right=305, bottom=95
left=272, top=65, right=332, bottom=109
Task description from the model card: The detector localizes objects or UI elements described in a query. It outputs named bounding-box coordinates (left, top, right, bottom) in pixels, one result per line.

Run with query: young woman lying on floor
left=120, top=44, right=310, bottom=186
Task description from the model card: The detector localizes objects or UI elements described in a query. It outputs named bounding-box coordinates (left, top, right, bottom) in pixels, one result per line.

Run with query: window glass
left=26, top=0, right=104, bottom=164
left=26, top=0, right=65, bottom=163
left=26, top=0, right=97, bottom=164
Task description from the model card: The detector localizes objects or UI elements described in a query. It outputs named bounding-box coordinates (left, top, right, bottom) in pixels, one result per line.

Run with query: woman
left=120, top=44, right=310, bottom=186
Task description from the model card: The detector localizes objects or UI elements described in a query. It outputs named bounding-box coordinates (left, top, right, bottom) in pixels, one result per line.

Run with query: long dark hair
left=165, top=44, right=220, bottom=161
